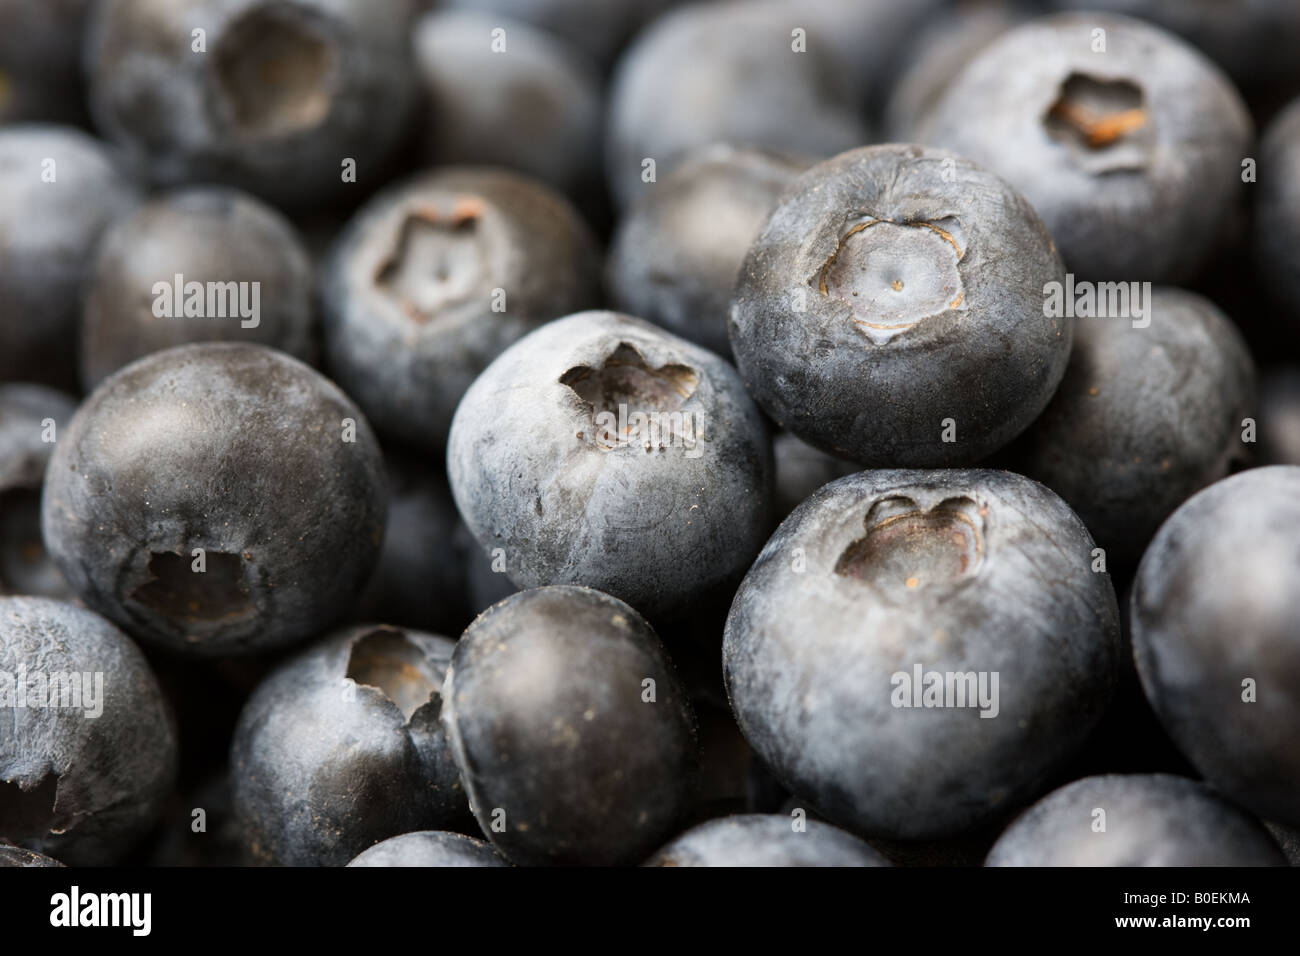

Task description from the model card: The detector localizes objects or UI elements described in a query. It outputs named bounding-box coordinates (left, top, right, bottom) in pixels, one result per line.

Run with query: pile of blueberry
left=1, top=0, right=1299, bottom=869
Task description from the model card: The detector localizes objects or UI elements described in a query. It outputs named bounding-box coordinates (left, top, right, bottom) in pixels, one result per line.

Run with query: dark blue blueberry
left=346, top=830, right=507, bottom=867
left=448, top=311, right=773, bottom=619
left=1130, top=466, right=1300, bottom=828
left=442, top=586, right=699, bottom=866
left=724, top=469, right=1121, bottom=839
left=42, top=343, right=388, bottom=656
left=0, top=596, right=177, bottom=865
left=321, top=169, right=601, bottom=452
left=729, top=143, right=1069, bottom=467
left=80, top=186, right=316, bottom=390
left=231, top=624, right=468, bottom=865
left=922, top=13, right=1251, bottom=283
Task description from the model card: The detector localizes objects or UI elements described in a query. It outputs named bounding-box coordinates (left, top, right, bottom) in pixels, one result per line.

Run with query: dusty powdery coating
left=85, top=0, right=417, bottom=207
left=322, top=168, right=601, bottom=451
left=1255, top=95, right=1300, bottom=333
left=0, top=385, right=77, bottom=599
left=730, top=144, right=1069, bottom=467
left=607, top=144, right=809, bottom=360
left=0, top=597, right=177, bottom=866
left=231, top=625, right=466, bottom=866
left=442, top=586, right=699, bottom=866
left=1130, top=466, right=1300, bottom=828
left=922, top=13, right=1252, bottom=283
left=1013, top=287, right=1255, bottom=572
left=0, top=124, right=140, bottom=389
left=413, top=11, right=602, bottom=201
left=985, top=774, right=1287, bottom=866
left=346, top=830, right=506, bottom=867
left=42, top=343, right=387, bottom=657
left=644, top=814, right=889, bottom=867
left=604, top=0, right=866, bottom=209
left=80, top=186, right=316, bottom=390
left=448, top=311, right=773, bottom=619
left=724, top=469, right=1122, bottom=840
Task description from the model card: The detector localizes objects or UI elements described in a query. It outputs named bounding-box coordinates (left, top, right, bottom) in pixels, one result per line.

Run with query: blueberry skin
left=80, top=186, right=316, bottom=390
left=0, top=385, right=78, bottom=599
left=321, top=168, right=601, bottom=452
left=41, top=343, right=388, bottom=657
left=0, top=124, right=140, bottom=390
left=606, top=144, right=809, bottom=360
left=0, top=843, right=64, bottom=867
left=441, top=0, right=681, bottom=69
left=1011, top=287, right=1255, bottom=573
left=448, top=311, right=773, bottom=620
left=1258, top=367, right=1300, bottom=466
left=85, top=0, right=417, bottom=208
left=442, top=586, right=700, bottom=866
left=645, top=814, right=889, bottom=867
left=729, top=144, right=1070, bottom=467
left=604, top=0, right=868, bottom=210
left=346, top=830, right=507, bottom=867
left=232, top=625, right=467, bottom=866
left=1255, top=96, right=1300, bottom=332
left=0, top=597, right=178, bottom=865
left=921, top=13, right=1251, bottom=284
left=1130, top=466, right=1300, bottom=828
left=724, top=469, right=1122, bottom=840
left=413, top=11, right=602, bottom=201
left=0, top=0, right=90, bottom=124
left=986, top=774, right=1286, bottom=866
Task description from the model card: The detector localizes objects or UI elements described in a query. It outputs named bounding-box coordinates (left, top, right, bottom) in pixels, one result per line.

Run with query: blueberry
left=1045, top=0, right=1300, bottom=105
left=346, top=830, right=507, bottom=867
left=0, top=596, right=177, bottom=865
left=80, top=186, right=316, bottom=390
left=1255, top=95, right=1300, bottom=332
left=0, top=385, right=77, bottom=599
left=1258, top=367, right=1300, bottom=466
left=413, top=11, right=602, bottom=203
left=1130, top=466, right=1300, bottom=828
left=0, top=124, right=140, bottom=390
left=605, top=0, right=867, bottom=210
left=354, top=450, right=471, bottom=635
left=1010, top=287, right=1255, bottom=573
left=985, top=774, right=1287, bottom=866
left=724, top=469, right=1121, bottom=839
left=232, top=624, right=467, bottom=866
left=1266, top=821, right=1300, bottom=866
left=448, top=311, right=773, bottom=620
left=606, top=144, right=809, bottom=360
left=442, top=586, right=699, bottom=866
left=42, top=343, right=388, bottom=656
left=85, top=0, right=417, bottom=208
left=921, top=13, right=1251, bottom=283
left=0, top=0, right=91, bottom=124
left=440, top=0, right=681, bottom=69
left=644, top=814, right=889, bottom=867
left=0, top=843, right=65, bottom=867
left=321, top=169, right=601, bottom=452
left=729, top=144, right=1070, bottom=467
